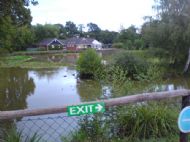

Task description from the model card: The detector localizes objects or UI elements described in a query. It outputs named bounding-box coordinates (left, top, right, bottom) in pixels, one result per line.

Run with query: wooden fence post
left=180, top=95, right=190, bottom=142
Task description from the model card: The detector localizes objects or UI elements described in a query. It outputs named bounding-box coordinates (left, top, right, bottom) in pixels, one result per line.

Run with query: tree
left=65, top=21, right=78, bottom=37
left=99, top=30, right=118, bottom=44
left=0, top=0, right=37, bottom=51
left=142, top=0, right=190, bottom=72
left=0, top=17, right=16, bottom=51
left=33, top=24, right=59, bottom=42
left=115, top=25, right=142, bottom=49
left=87, top=23, right=101, bottom=33
left=78, top=24, right=85, bottom=36
left=54, top=24, right=69, bottom=39
left=86, top=23, right=101, bottom=40
left=14, top=26, right=35, bottom=51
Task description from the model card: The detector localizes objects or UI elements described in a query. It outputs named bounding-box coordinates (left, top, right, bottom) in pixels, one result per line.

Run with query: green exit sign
left=67, top=102, right=105, bottom=116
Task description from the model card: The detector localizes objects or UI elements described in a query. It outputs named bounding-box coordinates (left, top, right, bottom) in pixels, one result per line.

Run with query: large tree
left=115, top=25, right=143, bottom=49
left=86, top=23, right=101, bottom=40
left=142, top=0, right=190, bottom=72
left=0, top=0, right=37, bottom=51
left=65, top=21, right=79, bottom=37
left=33, top=24, right=59, bottom=42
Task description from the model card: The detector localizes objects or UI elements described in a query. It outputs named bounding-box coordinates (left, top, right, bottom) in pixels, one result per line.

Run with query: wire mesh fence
left=0, top=97, right=183, bottom=142
left=0, top=113, right=80, bottom=142
left=18, top=114, right=80, bottom=142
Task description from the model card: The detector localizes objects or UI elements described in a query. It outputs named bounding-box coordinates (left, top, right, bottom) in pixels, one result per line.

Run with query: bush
left=147, top=48, right=169, bottom=59
left=134, top=39, right=144, bottom=50
left=124, top=40, right=133, bottom=50
left=112, top=42, right=124, bottom=48
left=0, top=47, right=9, bottom=56
left=113, top=52, right=148, bottom=80
left=76, top=48, right=103, bottom=79
left=115, top=103, right=178, bottom=140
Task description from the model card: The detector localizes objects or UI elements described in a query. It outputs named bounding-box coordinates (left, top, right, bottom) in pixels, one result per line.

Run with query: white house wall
left=77, top=45, right=87, bottom=49
left=92, top=40, right=102, bottom=49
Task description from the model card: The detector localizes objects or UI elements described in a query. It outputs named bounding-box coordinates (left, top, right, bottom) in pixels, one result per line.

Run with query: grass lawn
left=0, top=55, right=69, bottom=68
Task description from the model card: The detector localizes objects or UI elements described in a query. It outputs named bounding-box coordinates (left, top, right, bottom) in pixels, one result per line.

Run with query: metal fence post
left=180, top=95, right=190, bottom=142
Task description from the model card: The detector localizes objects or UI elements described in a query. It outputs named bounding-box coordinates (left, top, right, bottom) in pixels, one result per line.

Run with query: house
left=64, top=37, right=102, bottom=51
left=36, top=38, right=65, bottom=50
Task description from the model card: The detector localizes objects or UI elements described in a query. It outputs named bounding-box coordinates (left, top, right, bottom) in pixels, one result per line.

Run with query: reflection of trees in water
left=77, top=80, right=102, bottom=101
left=0, top=68, right=35, bottom=111
left=32, top=53, right=79, bottom=64
left=31, top=68, right=60, bottom=80
left=133, top=77, right=190, bottom=94
left=32, top=67, right=76, bottom=80
left=0, top=68, right=35, bottom=137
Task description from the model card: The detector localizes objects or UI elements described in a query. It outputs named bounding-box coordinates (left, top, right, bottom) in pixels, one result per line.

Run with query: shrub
left=0, top=47, right=9, bottom=56
left=112, top=42, right=124, bottom=48
left=61, top=114, right=109, bottom=142
left=113, top=52, right=148, bottom=80
left=115, top=103, right=178, bottom=140
left=134, top=39, right=144, bottom=50
left=104, top=65, right=132, bottom=97
left=76, top=48, right=103, bottom=79
left=124, top=40, right=133, bottom=50
left=147, top=48, right=169, bottom=59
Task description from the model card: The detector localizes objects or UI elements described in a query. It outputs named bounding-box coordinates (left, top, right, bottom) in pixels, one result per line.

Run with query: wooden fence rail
left=0, top=89, right=189, bottom=120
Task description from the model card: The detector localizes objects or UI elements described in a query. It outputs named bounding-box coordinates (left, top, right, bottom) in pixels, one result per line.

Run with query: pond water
left=0, top=51, right=190, bottom=141
left=0, top=66, right=189, bottom=111
left=0, top=67, right=112, bottom=111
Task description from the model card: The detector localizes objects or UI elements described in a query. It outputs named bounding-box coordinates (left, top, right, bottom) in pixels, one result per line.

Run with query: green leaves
left=76, top=49, right=103, bottom=79
left=142, top=0, right=190, bottom=67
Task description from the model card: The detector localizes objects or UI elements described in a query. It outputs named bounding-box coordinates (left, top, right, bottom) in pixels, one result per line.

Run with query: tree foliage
left=65, top=21, right=79, bottom=37
left=32, top=22, right=118, bottom=45
left=142, top=0, right=190, bottom=65
left=33, top=24, right=59, bottom=42
left=0, top=0, right=37, bottom=51
left=115, top=25, right=144, bottom=49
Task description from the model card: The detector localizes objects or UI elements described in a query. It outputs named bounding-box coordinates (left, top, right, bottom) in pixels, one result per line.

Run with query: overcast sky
left=29, top=0, right=155, bottom=31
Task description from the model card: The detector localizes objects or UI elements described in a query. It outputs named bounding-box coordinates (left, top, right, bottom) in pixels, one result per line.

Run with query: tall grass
left=114, top=103, right=178, bottom=140
left=0, top=127, right=42, bottom=142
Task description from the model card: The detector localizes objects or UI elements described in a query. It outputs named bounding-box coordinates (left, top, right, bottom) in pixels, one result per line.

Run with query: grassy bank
left=12, top=50, right=79, bottom=56
left=0, top=55, right=69, bottom=69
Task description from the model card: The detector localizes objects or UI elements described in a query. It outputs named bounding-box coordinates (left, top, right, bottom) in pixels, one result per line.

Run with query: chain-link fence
left=0, top=90, right=189, bottom=142
left=0, top=113, right=80, bottom=142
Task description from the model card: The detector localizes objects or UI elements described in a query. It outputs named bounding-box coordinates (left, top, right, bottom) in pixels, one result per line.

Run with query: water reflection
left=27, top=67, right=80, bottom=108
left=145, top=78, right=190, bottom=93
left=0, top=68, right=35, bottom=111
left=77, top=80, right=102, bottom=101
left=32, top=53, right=79, bottom=65
left=0, top=66, right=190, bottom=111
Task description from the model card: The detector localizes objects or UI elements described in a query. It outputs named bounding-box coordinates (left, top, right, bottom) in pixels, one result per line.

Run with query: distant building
left=64, top=37, right=102, bottom=51
left=36, top=38, right=65, bottom=50
left=35, top=37, right=102, bottom=51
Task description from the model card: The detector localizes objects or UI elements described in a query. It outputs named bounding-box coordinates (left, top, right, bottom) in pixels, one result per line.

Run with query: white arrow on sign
left=95, top=104, right=103, bottom=112
left=183, top=119, right=190, bottom=122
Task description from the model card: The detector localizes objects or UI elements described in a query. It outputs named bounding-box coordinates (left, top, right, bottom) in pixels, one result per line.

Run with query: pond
left=0, top=66, right=189, bottom=111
